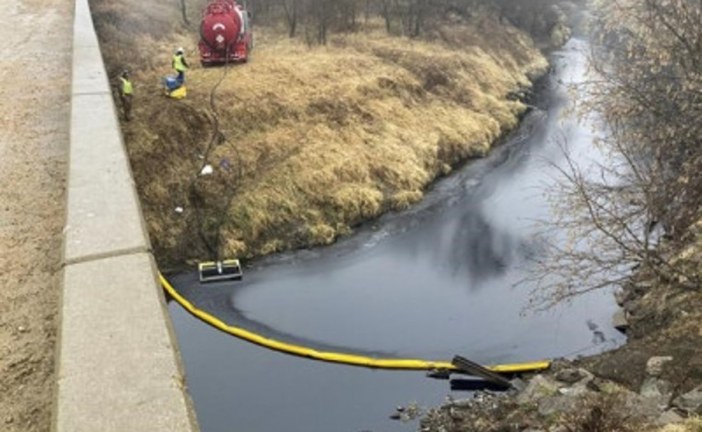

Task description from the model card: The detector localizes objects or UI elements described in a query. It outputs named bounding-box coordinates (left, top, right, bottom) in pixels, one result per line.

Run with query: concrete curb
left=53, top=0, right=199, bottom=430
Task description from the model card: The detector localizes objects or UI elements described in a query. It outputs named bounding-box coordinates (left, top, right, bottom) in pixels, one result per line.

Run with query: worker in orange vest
left=172, top=47, right=189, bottom=84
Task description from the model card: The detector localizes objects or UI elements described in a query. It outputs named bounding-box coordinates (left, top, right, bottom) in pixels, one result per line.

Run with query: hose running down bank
left=161, top=273, right=551, bottom=373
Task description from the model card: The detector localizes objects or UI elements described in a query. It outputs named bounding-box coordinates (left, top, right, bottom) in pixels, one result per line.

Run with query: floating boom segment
left=160, top=273, right=551, bottom=374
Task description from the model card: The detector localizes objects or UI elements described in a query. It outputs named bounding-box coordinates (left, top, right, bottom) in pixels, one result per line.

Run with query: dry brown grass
left=554, top=392, right=650, bottom=432
left=659, top=419, right=702, bottom=432
left=91, top=0, right=547, bottom=267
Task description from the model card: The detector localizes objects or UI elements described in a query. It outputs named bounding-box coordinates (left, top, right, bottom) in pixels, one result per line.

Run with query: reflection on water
left=409, top=205, right=529, bottom=287
left=169, top=37, right=626, bottom=432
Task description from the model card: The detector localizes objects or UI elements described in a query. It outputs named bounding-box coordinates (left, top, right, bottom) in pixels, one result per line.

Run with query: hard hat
left=122, top=69, right=129, bottom=77
left=176, top=47, right=184, bottom=54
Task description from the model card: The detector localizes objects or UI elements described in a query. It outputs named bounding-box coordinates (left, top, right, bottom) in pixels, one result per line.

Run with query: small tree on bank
left=531, top=0, right=702, bottom=308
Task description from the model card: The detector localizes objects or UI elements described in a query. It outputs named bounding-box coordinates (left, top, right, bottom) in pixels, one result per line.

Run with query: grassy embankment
left=91, top=0, right=547, bottom=268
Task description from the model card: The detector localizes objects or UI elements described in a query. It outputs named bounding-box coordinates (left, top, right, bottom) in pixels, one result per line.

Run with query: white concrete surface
left=54, top=0, right=199, bottom=430
left=64, top=92, right=149, bottom=264
left=56, top=254, right=197, bottom=432
left=72, top=46, right=112, bottom=95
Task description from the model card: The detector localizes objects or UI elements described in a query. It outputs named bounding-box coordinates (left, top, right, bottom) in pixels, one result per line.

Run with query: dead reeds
left=91, top=0, right=547, bottom=267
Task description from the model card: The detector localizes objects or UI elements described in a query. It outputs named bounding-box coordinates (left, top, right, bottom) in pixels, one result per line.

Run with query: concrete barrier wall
left=53, top=0, right=199, bottom=430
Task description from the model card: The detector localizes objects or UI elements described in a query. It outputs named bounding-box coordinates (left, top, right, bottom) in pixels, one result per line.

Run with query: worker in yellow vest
left=118, top=70, right=133, bottom=121
left=172, top=47, right=189, bottom=84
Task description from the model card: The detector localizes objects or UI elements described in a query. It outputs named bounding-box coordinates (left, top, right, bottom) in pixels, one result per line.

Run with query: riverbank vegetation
left=417, top=1, right=702, bottom=430
left=512, top=0, right=702, bottom=430
left=535, top=0, right=702, bottom=305
left=89, top=0, right=572, bottom=268
left=539, top=0, right=702, bottom=342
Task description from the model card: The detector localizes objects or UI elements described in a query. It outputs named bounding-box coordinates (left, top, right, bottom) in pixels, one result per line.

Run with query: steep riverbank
left=416, top=1, right=702, bottom=428
left=421, top=269, right=702, bottom=432
left=418, top=20, right=702, bottom=432
left=165, top=33, right=631, bottom=432
left=90, top=0, right=549, bottom=269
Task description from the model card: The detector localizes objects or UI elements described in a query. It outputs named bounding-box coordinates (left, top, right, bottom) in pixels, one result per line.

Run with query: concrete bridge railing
left=53, top=0, right=199, bottom=430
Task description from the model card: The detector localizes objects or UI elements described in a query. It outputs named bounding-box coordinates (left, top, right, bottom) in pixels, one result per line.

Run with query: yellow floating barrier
left=160, top=273, right=551, bottom=374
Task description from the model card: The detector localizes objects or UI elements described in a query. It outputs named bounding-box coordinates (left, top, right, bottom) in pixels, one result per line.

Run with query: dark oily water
left=168, top=37, right=625, bottom=432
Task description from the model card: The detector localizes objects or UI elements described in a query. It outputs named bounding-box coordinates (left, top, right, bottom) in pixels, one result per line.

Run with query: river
left=167, top=36, right=625, bottom=432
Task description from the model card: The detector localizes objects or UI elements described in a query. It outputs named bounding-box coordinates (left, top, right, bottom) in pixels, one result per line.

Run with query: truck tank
left=198, top=0, right=252, bottom=65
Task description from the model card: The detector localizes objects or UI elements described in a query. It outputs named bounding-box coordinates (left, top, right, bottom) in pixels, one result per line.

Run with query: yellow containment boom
left=160, top=273, right=551, bottom=374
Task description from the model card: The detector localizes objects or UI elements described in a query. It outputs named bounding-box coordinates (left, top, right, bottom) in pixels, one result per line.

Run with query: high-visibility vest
left=173, top=54, right=187, bottom=72
left=120, top=77, right=133, bottom=95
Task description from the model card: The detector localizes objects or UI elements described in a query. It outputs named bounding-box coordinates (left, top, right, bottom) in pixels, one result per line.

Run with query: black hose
left=188, top=44, right=244, bottom=262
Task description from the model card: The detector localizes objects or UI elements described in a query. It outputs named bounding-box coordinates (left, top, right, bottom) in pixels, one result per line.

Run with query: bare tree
left=250, top=0, right=568, bottom=41
left=179, top=0, right=191, bottom=26
left=282, top=0, right=300, bottom=37
left=531, top=0, right=702, bottom=308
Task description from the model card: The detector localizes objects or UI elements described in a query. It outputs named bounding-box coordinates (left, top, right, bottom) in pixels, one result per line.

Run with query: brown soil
left=0, top=0, right=72, bottom=430
left=581, top=274, right=702, bottom=397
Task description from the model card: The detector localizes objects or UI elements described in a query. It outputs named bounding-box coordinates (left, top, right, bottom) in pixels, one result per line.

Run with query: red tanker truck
left=198, top=0, right=253, bottom=65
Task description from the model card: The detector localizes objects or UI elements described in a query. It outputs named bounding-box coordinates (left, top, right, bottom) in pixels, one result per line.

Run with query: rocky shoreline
left=420, top=358, right=702, bottom=431
left=414, top=2, right=702, bottom=429
left=417, top=259, right=702, bottom=431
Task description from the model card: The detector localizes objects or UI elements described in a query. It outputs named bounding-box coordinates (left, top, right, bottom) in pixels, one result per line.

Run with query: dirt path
left=0, top=0, right=72, bottom=429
